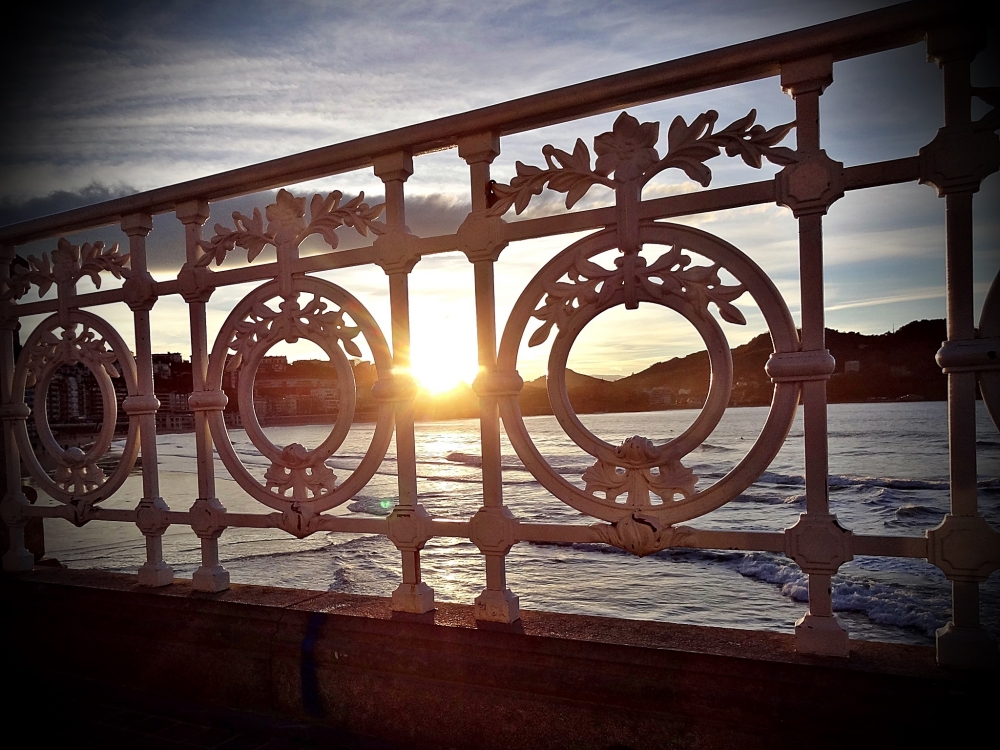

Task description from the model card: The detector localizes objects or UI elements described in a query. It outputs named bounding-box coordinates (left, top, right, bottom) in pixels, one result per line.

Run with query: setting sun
left=406, top=287, right=481, bottom=395
left=410, top=347, right=480, bottom=394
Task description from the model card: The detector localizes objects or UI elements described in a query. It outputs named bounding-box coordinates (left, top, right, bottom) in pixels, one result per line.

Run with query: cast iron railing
left=1, top=0, right=997, bottom=667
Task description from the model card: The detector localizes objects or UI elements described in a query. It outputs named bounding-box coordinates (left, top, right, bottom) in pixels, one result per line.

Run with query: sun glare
left=410, top=348, right=480, bottom=394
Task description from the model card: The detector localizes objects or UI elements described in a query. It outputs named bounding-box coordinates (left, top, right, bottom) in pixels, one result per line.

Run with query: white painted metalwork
left=1, top=1, right=997, bottom=667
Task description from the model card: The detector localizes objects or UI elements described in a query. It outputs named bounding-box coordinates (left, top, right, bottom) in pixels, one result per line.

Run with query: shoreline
left=148, top=396, right=952, bottom=436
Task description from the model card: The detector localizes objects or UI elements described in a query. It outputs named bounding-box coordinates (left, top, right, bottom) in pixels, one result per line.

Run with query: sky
left=1, top=0, right=997, bottom=389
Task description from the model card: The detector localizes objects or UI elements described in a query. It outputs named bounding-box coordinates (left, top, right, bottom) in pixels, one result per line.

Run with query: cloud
left=1, top=0, right=907, bottom=202
left=0, top=183, right=137, bottom=228
left=825, top=288, right=946, bottom=312
left=4, top=0, right=994, bottom=374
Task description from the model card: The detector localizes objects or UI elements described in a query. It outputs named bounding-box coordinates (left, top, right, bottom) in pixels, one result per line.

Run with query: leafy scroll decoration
left=488, top=109, right=796, bottom=217
left=54, top=447, right=107, bottom=495
left=264, top=443, right=338, bottom=500
left=3, top=238, right=130, bottom=300
left=225, top=295, right=363, bottom=372
left=528, top=244, right=746, bottom=348
left=583, top=436, right=698, bottom=507
left=197, top=188, right=386, bottom=267
left=22, top=325, right=122, bottom=389
left=590, top=512, right=693, bottom=557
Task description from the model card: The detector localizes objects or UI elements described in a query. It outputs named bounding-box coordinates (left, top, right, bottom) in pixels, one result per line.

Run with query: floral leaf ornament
left=488, top=108, right=796, bottom=217
left=2, top=238, right=129, bottom=300
left=197, top=188, right=386, bottom=268
left=593, top=113, right=660, bottom=181
left=266, top=189, right=308, bottom=249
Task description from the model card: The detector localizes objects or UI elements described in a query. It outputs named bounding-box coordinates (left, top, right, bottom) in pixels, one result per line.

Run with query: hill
left=514, top=318, right=949, bottom=416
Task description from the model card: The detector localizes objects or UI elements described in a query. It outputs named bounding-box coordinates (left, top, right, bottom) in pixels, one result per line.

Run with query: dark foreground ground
left=5, top=568, right=997, bottom=750
left=15, top=669, right=397, bottom=750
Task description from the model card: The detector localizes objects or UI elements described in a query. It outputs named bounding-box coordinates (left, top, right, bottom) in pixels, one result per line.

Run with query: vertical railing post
left=0, top=243, right=34, bottom=571
left=458, top=133, right=520, bottom=625
left=121, top=213, right=173, bottom=587
left=777, top=55, right=851, bottom=657
left=373, top=152, right=435, bottom=616
left=177, top=200, right=229, bottom=592
left=921, top=25, right=1000, bottom=668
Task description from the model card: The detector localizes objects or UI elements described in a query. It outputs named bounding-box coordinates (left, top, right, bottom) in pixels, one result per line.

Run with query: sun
left=406, top=284, right=481, bottom=395
left=409, top=346, right=480, bottom=395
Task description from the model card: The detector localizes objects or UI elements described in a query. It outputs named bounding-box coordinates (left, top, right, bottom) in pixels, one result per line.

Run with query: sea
left=40, top=400, right=1000, bottom=646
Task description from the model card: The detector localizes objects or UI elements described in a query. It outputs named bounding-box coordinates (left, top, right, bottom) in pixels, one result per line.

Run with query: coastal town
left=31, top=319, right=951, bottom=436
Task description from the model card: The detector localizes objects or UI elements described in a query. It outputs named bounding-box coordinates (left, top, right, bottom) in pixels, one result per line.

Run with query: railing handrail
left=0, top=0, right=960, bottom=246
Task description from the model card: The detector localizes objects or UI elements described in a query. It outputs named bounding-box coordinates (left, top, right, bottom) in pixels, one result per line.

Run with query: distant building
left=220, top=356, right=375, bottom=421
left=152, top=352, right=183, bottom=379
left=259, top=356, right=288, bottom=374
left=36, top=362, right=128, bottom=428
left=647, top=386, right=673, bottom=407
left=155, top=390, right=194, bottom=432
left=152, top=354, right=194, bottom=432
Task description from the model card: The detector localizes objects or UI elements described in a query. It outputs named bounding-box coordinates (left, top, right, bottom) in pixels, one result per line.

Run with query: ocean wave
left=883, top=503, right=945, bottom=529
left=217, top=536, right=337, bottom=565
left=753, top=472, right=952, bottom=492
left=730, top=553, right=809, bottom=601
left=730, top=492, right=792, bottom=505
left=416, top=473, right=485, bottom=485
left=348, top=495, right=396, bottom=516
left=446, top=452, right=482, bottom=468
left=697, top=442, right=735, bottom=453
left=550, top=463, right=601, bottom=476
left=828, top=475, right=949, bottom=491
left=524, top=541, right=748, bottom=569
left=893, top=504, right=944, bottom=519
left=442, top=452, right=530, bottom=473
left=832, top=580, right=948, bottom=635
left=544, top=541, right=629, bottom=557
left=415, top=473, right=538, bottom=486
left=757, top=471, right=806, bottom=486
left=727, top=552, right=948, bottom=636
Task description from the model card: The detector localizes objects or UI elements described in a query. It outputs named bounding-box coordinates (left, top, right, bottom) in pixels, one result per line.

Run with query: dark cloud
left=1, top=181, right=474, bottom=273
left=0, top=183, right=137, bottom=228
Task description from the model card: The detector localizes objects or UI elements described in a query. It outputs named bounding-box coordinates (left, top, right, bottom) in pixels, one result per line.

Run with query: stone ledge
left=5, top=567, right=941, bottom=676
left=3, top=568, right=995, bottom=750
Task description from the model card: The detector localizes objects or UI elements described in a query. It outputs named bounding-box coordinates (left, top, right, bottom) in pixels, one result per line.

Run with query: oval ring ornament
left=497, top=222, right=800, bottom=524
left=974, top=269, right=1000, bottom=431
left=11, top=310, right=141, bottom=506
left=205, top=276, right=394, bottom=516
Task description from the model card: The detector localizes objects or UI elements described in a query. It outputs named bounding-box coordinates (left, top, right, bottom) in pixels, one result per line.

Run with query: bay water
left=41, top=400, right=1000, bottom=646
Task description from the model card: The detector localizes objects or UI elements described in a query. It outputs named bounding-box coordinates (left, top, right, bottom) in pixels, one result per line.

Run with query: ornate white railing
left=1, top=1, right=998, bottom=667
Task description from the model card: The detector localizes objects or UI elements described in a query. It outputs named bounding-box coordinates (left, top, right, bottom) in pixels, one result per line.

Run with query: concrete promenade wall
left=3, top=569, right=995, bottom=749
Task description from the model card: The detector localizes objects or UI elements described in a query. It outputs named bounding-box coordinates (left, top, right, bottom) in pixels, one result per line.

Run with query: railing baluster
left=778, top=55, right=851, bottom=657
left=459, top=134, right=521, bottom=625
left=922, top=25, right=999, bottom=669
left=0, top=244, right=34, bottom=571
left=121, top=213, right=173, bottom=587
left=177, top=200, right=230, bottom=592
left=374, top=152, right=435, bottom=616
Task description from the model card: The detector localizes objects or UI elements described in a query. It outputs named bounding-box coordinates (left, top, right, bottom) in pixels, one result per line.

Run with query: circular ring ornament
left=205, top=276, right=394, bottom=515
left=977, top=270, right=1000, bottom=431
left=11, top=310, right=140, bottom=506
left=497, top=222, right=800, bottom=524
